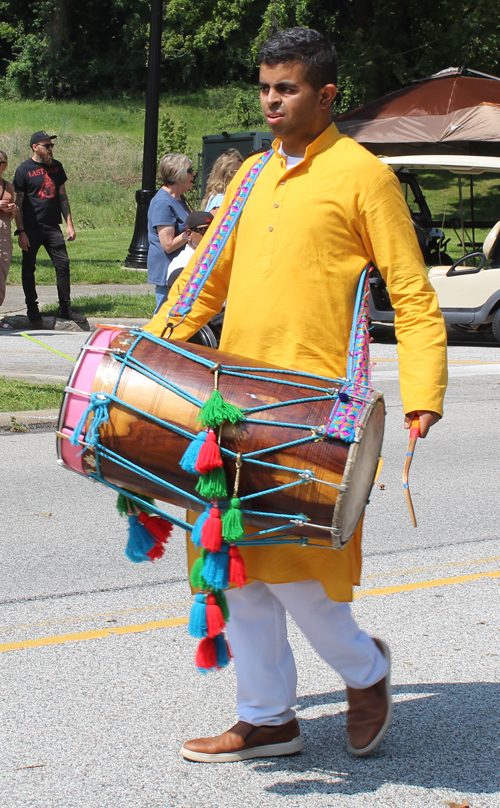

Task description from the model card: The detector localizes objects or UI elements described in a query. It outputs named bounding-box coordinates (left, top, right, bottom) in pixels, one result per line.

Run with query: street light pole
left=123, top=0, right=163, bottom=268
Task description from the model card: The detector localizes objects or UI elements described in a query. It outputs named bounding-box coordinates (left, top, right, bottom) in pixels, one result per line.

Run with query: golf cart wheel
left=492, top=309, right=500, bottom=343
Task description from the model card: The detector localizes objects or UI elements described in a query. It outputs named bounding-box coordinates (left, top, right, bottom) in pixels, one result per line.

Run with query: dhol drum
left=57, top=327, right=385, bottom=549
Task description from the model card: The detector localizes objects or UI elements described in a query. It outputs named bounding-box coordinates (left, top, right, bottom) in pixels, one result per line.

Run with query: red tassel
left=195, top=636, right=218, bottom=670
left=146, top=540, right=167, bottom=561
left=229, top=544, right=247, bottom=587
left=138, top=512, right=173, bottom=542
left=138, top=512, right=172, bottom=562
left=205, top=593, right=226, bottom=638
left=201, top=507, right=223, bottom=552
left=195, top=430, right=223, bottom=475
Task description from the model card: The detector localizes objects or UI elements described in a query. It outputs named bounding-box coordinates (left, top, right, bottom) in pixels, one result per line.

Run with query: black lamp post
left=123, top=0, right=163, bottom=268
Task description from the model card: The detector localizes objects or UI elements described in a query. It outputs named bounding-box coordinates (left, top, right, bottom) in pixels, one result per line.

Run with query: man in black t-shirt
left=13, top=131, right=88, bottom=328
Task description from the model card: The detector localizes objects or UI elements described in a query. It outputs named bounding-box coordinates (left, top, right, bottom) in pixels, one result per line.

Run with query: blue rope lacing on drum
left=71, top=327, right=372, bottom=545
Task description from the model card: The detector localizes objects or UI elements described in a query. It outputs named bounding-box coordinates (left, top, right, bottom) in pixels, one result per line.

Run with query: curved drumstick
left=402, top=417, right=420, bottom=527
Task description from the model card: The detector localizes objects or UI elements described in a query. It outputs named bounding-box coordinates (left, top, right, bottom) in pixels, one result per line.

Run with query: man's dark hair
left=258, top=27, right=337, bottom=89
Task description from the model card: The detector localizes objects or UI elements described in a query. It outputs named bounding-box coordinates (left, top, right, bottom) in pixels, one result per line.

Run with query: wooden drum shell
left=58, top=329, right=384, bottom=545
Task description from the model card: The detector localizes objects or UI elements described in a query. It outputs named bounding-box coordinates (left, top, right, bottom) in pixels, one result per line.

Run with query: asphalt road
left=1, top=329, right=499, bottom=808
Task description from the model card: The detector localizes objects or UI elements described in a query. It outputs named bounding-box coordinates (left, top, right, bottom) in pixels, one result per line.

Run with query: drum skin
left=58, top=329, right=384, bottom=544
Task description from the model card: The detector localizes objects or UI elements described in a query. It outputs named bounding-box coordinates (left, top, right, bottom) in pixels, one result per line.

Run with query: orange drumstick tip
left=409, top=417, right=420, bottom=439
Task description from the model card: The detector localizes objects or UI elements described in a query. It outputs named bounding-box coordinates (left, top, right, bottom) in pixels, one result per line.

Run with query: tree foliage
left=1, top=0, right=500, bottom=104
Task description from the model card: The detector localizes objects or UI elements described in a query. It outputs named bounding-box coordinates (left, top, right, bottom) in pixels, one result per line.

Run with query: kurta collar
left=271, top=122, right=343, bottom=163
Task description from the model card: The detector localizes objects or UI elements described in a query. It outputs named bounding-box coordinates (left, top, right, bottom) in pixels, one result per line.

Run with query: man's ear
left=319, top=83, right=337, bottom=109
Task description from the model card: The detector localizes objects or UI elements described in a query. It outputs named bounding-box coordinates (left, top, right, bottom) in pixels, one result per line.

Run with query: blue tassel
left=188, top=593, right=208, bottom=638
left=191, top=507, right=210, bottom=546
left=70, top=392, right=112, bottom=448
left=180, top=431, right=206, bottom=474
left=124, top=515, right=155, bottom=563
left=214, top=633, right=231, bottom=668
left=202, top=543, right=230, bottom=589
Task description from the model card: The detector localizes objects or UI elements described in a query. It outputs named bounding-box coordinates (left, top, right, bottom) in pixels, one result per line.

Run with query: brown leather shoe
left=346, top=637, right=392, bottom=757
left=180, top=718, right=303, bottom=762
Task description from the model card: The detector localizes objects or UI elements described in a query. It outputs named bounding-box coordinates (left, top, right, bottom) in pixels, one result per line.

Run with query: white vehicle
left=369, top=155, right=500, bottom=342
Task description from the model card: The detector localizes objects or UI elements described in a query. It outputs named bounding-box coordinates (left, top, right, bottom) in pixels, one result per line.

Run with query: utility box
left=199, top=131, right=272, bottom=199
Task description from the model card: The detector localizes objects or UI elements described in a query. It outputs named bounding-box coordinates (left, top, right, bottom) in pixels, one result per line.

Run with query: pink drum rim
left=56, top=327, right=123, bottom=476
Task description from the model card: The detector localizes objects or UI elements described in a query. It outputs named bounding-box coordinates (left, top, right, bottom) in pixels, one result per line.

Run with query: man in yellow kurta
left=146, top=27, right=447, bottom=763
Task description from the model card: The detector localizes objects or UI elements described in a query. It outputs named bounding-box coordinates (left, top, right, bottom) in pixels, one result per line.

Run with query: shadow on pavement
left=250, top=682, right=499, bottom=797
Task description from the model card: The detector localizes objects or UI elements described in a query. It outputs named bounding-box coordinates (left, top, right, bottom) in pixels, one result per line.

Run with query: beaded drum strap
left=325, top=266, right=372, bottom=443
left=168, top=150, right=273, bottom=321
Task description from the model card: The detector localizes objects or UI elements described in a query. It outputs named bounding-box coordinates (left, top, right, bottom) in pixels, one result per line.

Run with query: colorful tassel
left=205, top=593, right=226, bottom=638
left=214, top=589, right=229, bottom=622
left=222, top=497, right=245, bottom=540
left=202, top=543, right=230, bottom=589
left=197, top=389, right=244, bottom=429
left=117, top=491, right=154, bottom=517
left=190, top=550, right=208, bottom=589
left=201, top=507, right=223, bottom=552
left=214, top=633, right=232, bottom=668
left=195, top=466, right=228, bottom=499
left=228, top=544, right=247, bottom=587
left=195, top=636, right=218, bottom=672
left=138, top=512, right=173, bottom=542
left=195, top=430, right=223, bottom=475
left=179, top=431, right=206, bottom=474
left=124, top=515, right=155, bottom=563
left=191, top=508, right=209, bottom=546
left=188, top=593, right=208, bottom=638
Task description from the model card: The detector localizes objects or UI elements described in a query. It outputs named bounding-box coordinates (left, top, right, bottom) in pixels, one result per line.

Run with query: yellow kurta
left=146, top=123, right=448, bottom=601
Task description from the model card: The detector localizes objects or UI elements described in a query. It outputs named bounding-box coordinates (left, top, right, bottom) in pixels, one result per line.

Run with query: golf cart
left=369, top=155, right=500, bottom=342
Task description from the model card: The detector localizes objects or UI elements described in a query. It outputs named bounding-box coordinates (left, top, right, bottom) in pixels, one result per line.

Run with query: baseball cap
left=30, top=131, right=57, bottom=147
left=185, top=211, right=213, bottom=230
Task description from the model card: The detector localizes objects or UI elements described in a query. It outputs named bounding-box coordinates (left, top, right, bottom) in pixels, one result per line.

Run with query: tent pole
left=458, top=176, right=465, bottom=257
left=470, top=176, right=476, bottom=251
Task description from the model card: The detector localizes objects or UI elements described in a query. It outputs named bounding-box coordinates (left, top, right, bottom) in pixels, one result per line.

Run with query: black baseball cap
left=30, top=131, right=57, bottom=147
left=185, top=211, right=213, bottom=230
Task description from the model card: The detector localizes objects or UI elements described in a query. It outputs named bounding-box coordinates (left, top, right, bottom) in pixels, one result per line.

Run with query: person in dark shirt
left=13, top=131, right=87, bottom=328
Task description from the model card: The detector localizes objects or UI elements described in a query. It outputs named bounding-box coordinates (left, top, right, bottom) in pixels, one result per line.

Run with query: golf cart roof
left=381, top=154, right=500, bottom=174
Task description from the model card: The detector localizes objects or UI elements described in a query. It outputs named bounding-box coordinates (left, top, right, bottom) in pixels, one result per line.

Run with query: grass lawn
left=2, top=94, right=500, bottom=280
left=42, top=293, right=154, bottom=318
left=0, top=376, right=65, bottom=412
left=7, top=229, right=147, bottom=286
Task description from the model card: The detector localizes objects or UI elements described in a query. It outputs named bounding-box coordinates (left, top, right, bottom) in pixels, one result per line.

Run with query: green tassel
left=116, top=490, right=155, bottom=517
left=190, top=549, right=209, bottom=589
left=195, top=466, right=228, bottom=499
left=222, top=497, right=245, bottom=540
left=214, top=589, right=229, bottom=623
left=197, top=389, right=244, bottom=429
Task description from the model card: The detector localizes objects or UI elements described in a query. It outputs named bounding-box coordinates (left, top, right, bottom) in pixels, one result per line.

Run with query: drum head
left=331, top=395, right=385, bottom=548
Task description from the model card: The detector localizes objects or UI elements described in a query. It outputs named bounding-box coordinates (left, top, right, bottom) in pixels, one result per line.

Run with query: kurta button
left=269, top=226, right=274, bottom=231
left=274, top=203, right=279, bottom=208
left=280, top=180, right=285, bottom=185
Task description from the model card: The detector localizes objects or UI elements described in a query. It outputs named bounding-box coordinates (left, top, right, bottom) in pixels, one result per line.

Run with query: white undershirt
left=278, top=143, right=304, bottom=169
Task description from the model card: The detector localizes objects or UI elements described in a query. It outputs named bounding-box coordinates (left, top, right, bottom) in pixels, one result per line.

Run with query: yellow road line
left=0, top=617, right=187, bottom=653
left=2, top=571, right=499, bottom=654
left=354, top=569, right=500, bottom=598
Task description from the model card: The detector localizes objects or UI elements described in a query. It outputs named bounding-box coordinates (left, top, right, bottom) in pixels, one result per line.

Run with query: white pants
left=225, top=580, right=389, bottom=727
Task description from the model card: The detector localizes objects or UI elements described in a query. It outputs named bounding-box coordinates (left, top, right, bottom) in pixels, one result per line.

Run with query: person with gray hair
left=147, top=153, right=195, bottom=311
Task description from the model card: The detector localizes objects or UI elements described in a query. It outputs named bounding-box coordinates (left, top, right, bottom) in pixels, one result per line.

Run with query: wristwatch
left=14, top=229, right=25, bottom=236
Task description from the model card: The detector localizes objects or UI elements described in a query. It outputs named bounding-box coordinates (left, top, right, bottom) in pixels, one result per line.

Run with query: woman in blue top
left=147, top=153, right=195, bottom=311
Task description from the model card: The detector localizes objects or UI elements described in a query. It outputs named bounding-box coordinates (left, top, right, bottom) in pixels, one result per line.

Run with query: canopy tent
left=335, top=68, right=500, bottom=157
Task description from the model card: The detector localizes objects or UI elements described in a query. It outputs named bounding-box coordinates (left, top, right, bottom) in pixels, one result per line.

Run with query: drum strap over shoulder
left=325, top=266, right=372, bottom=443
left=168, top=150, right=273, bottom=322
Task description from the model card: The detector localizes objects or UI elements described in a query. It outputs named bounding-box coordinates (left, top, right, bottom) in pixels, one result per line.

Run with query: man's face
left=33, top=140, right=55, bottom=166
left=259, top=61, right=336, bottom=146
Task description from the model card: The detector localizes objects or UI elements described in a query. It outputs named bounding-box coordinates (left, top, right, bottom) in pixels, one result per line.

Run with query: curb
left=0, top=409, right=59, bottom=432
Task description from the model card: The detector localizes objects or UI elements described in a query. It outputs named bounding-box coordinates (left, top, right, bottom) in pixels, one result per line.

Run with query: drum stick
left=402, top=417, right=420, bottom=527
left=20, top=332, right=76, bottom=362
